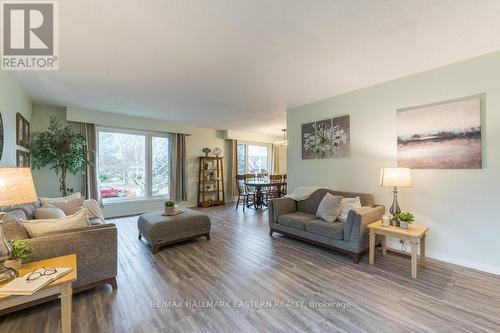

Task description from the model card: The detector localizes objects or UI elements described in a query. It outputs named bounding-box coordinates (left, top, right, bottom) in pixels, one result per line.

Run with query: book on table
left=0, top=267, right=73, bottom=296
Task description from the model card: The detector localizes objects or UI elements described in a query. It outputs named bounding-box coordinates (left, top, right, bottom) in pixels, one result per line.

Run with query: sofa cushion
left=46, top=197, right=85, bottom=215
left=277, top=212, right=316, bottom=230
left=316, top=193, right=342, bottom=222
left=35, top=206, right=66, bottom=219
left=338, top=197, right=361, bottom=223
left=3, top=220, right=30, bottom=240
left=21, top=209, right=90, bottom=237
left=3, top=209, right=27, bottom=222
left=306, top=219, right=344, bottom=240
left=297, top=189, right=375, bottom=215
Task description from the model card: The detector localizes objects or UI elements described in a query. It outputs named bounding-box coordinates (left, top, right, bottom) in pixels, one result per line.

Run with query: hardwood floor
left=1, top=204, right=500, bottom=332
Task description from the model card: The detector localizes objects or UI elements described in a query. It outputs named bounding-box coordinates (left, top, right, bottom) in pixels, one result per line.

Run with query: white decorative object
left=382, top=215, right=391, bottom=227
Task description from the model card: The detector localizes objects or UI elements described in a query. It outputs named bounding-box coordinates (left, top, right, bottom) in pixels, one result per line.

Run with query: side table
left=0, top=254, right=77, bottom=333
left=368, top=220, right=429, bottom=278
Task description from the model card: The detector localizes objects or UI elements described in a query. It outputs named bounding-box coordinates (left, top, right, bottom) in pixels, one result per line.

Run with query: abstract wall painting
left=397, top=97, right=482, bottom=169
left=302, top=115, right=350, bottom=160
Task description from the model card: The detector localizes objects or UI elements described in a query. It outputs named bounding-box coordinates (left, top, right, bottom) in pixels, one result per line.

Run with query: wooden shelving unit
left=198, top=156, right=225, bottom=208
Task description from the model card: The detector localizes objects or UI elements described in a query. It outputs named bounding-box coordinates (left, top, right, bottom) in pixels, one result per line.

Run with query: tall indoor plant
left=31, top=117, right=88, bottom=196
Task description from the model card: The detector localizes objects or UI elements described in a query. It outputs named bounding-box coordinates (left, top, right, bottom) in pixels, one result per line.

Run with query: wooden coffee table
left=368, top=221, right=429, bottom=279
left=0, top=254, right=77, bottom=333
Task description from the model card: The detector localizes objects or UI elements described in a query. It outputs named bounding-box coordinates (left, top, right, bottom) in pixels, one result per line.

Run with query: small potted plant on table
left=394, top=212, right=415, bottom=229
left=164, top=200, right=176, bottom=215
left=4, top=240, right=32, bottom=271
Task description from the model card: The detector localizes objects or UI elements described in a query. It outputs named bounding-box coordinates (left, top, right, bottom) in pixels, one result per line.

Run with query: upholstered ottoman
left=138, top=209, right=211, bottom=253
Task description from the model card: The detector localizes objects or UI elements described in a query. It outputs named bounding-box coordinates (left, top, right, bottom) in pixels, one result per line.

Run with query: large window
left=97, top=128, right=171, bottom=202
left=237, top=142, right=271, bottom=174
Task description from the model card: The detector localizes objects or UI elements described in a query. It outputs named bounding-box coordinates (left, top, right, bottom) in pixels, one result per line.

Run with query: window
left=237, top=142, right=271, bottom=174
left=97, top=128, right=171, bottom=202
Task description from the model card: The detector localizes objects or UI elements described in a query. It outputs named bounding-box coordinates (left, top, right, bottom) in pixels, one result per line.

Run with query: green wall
left=287, top=51, right=500, bottom=274
left=0, top=72, right=32, bottom=167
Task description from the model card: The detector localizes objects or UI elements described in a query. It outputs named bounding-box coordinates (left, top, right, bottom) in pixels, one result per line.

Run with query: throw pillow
left=34, top=207, right=66, bottom=219
left=39, top=192, right=81, bottom=205
left=338, top=197, right=362, bottom=223
left=46, top=197, right=85, bottom=215
left=316, top=193, right=343, bottom=223
left=21, top=209, right=90, bottom=237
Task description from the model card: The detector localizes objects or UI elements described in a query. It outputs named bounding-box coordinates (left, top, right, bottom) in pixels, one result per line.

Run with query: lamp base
left=0, top=264, right=16, bottom=283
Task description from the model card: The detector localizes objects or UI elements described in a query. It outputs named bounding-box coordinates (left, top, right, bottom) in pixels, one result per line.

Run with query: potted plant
left=4, top=240, right=32, bottom=270
left=164, top=200, right=176, bottom=215
left=31, top=117, right=89, bottom=196
left=394, top=212, right=415, bottom=229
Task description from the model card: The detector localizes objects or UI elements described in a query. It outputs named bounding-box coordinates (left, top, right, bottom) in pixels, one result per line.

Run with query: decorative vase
left=165, top=206, right=175, bottom=215
left=399, top=220, right=409, bottom=229
left=0, top=220, right=16, bottom=283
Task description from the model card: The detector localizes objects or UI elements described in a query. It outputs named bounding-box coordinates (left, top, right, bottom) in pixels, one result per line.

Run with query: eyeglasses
left=26, top=267, right=57, bottom=282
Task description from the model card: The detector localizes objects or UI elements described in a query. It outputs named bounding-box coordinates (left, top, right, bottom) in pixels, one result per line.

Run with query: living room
left=0, top=1, right=500, bottom=332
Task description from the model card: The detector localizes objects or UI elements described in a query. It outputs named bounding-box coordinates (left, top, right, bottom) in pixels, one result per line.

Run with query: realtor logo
left=1, top=1, right=59, bottom=70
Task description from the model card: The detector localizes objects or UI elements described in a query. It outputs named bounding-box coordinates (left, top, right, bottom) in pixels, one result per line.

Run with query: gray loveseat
left=2, top=201, right=117, bottom=295
left=269, top=189, right=385, bottom=263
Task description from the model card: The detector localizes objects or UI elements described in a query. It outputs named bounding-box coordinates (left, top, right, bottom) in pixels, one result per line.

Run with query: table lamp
left=379, top=168, right=412, bottom=222
left=0, top=168, right=38, bottom=283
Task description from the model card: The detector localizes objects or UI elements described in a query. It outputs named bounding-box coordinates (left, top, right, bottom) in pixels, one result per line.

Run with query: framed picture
left=16, top=113, right=30, bottom=148
left=0, top=112, right=4, bottom=161
left=397, top=96, right=482, bottom=169
left=16, top=150, right=30, bottom=167
left=301, top=115, right=350, bottom=160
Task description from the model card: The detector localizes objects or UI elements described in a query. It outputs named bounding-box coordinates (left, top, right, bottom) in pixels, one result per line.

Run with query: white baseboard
left=385, top=241, right=500, bottom=276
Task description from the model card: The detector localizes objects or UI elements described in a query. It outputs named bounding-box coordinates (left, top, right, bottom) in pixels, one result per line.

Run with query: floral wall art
left=302, top=115, right=350, bottom=160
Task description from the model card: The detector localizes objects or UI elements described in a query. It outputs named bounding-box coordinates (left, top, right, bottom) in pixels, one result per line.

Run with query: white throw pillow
left=39, top=192, right=81, bottom=205
left=338, top=197, right=362, bottom=223
left=21, top=209, right=90, bottom=237
left=34, top=207, right=66, bottom=219
left=316, top=193, right=343, bottom=223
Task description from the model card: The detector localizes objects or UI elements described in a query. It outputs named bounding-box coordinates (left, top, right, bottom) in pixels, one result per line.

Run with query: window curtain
left=170, top=133, right=188, bottom=201
left=80, top=123, right=103, bottom=207
left=227, top=140, right=238, bottom=197
left=272, top=143, right=281, bottom=174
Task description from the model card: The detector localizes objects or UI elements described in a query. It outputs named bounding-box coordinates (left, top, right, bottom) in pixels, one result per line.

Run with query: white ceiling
left=13, top=0, right=500, bottom=136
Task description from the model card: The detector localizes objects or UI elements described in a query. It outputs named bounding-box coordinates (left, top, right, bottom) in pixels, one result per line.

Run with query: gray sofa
left=1, top=201, right=117, bottom=293
left=269, top=189, right=385, bottom=263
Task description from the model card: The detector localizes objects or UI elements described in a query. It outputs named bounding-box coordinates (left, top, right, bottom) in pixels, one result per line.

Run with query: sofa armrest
left=344, top=205, right=385, bottom=245
left=25, top=224, right=117, bottom=288
left=268, top=197, right=297, bottom=226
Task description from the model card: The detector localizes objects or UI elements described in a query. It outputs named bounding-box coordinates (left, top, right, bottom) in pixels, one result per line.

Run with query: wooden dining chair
left=268, top=174, right=283, bottom=199
left=282, top=174, right=287, bottom=195
left=236, top=175, right=254, bottom=211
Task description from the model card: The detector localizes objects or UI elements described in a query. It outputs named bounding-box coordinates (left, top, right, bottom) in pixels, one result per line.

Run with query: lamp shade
left=0, top=168, right=37, bottom=207
left=379, top=168, right=412, bottom=188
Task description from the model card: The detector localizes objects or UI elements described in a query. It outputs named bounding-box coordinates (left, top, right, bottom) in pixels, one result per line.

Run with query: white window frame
left=237, top=141, right=272, bottom=175
left=96, top=126, right=172, bottom=203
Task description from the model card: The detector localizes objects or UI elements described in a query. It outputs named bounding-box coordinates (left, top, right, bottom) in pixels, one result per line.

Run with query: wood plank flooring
left=1, top=204, right=499, bottom=332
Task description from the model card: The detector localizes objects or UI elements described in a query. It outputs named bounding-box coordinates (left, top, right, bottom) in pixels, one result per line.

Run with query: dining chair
left=268, top=174, right=283, bottom=199
left=236, top=175, right=254, bottom=211
left=282, top=174, right=287, bottom=195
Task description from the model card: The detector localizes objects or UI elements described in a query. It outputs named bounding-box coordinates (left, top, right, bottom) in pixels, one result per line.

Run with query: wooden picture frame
left=16, top=150, right=30, bottom=167
left=16, top=113, right=30, bottom=148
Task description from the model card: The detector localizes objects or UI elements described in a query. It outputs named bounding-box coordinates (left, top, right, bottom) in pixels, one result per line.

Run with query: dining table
left=244, top=179, right=287, bottom=209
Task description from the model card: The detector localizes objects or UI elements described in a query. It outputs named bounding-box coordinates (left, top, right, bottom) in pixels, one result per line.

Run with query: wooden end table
left=368, top=221, right=429, bottom=279
left=0, top=254, right=77, bottom=333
